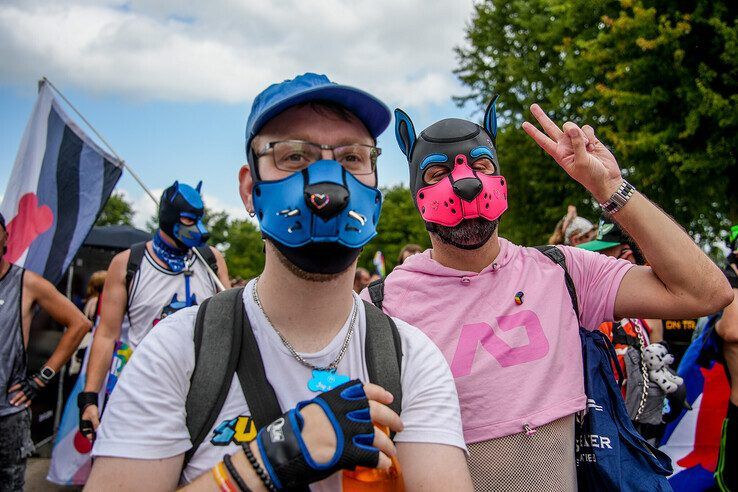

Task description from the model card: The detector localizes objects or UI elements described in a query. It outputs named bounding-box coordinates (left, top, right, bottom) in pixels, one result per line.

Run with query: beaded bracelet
left=212, top=461, right=237, bottom=492
left=242, top=443, right=277, bottom=492
left=223, top=453, right=252, bottom=492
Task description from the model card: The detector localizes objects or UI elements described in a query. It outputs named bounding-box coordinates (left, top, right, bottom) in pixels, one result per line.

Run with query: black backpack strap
left=234, top=301, right=282, bottom=430
left=125, top=241, right=148, bottom=294
left=195, top=245, right=218, bottom=276
left=367, top=278, right=385, bottom=309
left=534, top=245, right=580, bottom=320
left=184, top=287, right=244, bottom=466
left=362, top=301, right=402, bottom=420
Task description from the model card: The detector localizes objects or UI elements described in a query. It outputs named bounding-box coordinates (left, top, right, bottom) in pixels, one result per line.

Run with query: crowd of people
left=1, top=72, right=736, bottom=492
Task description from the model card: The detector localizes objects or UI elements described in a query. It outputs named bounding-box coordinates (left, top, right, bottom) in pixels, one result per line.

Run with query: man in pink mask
left=362, top=99, right=733, bottom=489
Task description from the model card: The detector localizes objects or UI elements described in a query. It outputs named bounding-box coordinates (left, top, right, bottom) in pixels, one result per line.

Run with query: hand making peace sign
left=522, top=104, right=624, bottom=203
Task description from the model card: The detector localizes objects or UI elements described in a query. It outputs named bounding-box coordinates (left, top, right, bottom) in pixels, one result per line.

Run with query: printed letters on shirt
left=450, top=310, right=550, bottom=377
left=211, top=415, right=257, bottom=446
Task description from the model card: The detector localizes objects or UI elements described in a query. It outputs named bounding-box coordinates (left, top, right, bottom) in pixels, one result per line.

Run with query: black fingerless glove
left=17, top=376, right=41, bottom=401
left=77, top=391, right=99, bottom=438
left=255, top=379, right=378, bottom=490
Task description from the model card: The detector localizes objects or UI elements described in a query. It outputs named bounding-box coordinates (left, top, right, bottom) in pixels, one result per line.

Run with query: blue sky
left=0, top=0, right=480, bottom=227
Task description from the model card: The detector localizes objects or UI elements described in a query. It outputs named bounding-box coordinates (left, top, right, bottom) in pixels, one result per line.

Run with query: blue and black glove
left=256, top=379, right=377, bottom=490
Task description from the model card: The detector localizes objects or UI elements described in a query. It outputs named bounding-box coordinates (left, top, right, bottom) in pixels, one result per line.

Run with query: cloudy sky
left=0, top=0, right=480, bottom=227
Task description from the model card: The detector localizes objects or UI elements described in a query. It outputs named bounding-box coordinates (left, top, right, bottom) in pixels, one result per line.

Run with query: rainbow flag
left=47, top=324, right=133, bottom=485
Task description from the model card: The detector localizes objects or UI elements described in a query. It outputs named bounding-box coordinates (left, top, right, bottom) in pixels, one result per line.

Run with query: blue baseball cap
left=245, top=73, right=391, bottom=159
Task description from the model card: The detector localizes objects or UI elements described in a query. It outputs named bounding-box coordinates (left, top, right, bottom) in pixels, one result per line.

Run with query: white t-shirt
left=124, top=249, right=218, bottom=349
left=94, top=280, right=465, bottom=490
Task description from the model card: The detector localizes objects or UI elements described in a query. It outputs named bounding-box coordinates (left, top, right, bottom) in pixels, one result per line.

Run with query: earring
left=248, top=210, right=256, bottom=218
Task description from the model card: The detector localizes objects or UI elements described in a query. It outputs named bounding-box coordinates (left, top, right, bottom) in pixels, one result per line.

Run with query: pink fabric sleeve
left=557, top=246, right=635, bottom=330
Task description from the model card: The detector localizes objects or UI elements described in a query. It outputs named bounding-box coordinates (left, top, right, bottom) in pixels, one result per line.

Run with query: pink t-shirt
left=361, top=238, right=634, bottom=443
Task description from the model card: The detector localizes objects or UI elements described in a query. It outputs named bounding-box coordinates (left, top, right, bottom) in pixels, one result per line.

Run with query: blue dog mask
left=159, top=181, right=209, bottom=251
left=252, top=160, right=382, bottom=250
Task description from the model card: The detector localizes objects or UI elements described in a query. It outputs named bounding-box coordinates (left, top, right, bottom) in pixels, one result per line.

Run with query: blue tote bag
left=576, top=328, right=673, bottom=491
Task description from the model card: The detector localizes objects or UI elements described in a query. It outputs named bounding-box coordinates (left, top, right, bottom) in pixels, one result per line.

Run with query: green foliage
left=96, top=191, right=135, bottom=226
left=223, top=219, right=265, bottom=280
left=203, top=208, right=230, bottom=248
left=359, top=186, right=431, bottom=274
left=456, top=0, right=738, bottom=246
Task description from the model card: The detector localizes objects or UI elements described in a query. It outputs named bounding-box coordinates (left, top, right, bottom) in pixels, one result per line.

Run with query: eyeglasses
left=256, top=140, right=381, bottom=175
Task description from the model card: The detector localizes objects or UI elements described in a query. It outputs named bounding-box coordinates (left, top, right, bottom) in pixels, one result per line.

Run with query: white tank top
left=122, top=248, right=218, bottom=349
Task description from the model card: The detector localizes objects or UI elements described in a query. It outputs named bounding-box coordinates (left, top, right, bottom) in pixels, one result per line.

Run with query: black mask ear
left=483, top=94, right=500, bottom=145
left=394, top=108, right=416, bottom=159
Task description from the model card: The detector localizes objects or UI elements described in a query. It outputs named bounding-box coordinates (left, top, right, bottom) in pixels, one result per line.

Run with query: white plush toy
left=644, top=343, right=683, bottom=394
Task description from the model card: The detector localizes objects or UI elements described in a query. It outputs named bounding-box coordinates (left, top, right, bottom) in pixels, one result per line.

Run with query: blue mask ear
left=394, top=108, right=416, bottom=159
left=195, top=181, right=202, bottom=193
left=170, top=181, right=180, bottom=203
left=484, top=94, right=500, bottom=143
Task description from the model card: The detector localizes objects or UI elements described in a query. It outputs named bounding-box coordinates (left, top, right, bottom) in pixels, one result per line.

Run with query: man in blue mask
left=75, top=180, right=230, bottom=445
left=86, top=73, right=471, bottom=491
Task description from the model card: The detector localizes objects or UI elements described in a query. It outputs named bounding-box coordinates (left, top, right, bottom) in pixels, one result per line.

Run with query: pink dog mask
left=416, top=153, right=508, bottom=227
left=395, top=95, right=508, bottom=228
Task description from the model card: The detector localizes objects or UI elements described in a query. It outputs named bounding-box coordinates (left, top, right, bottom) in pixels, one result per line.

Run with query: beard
left=431, top=218, right=498, bottom=250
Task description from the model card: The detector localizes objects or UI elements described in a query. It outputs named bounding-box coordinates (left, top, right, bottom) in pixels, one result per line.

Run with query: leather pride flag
left=1, top=81, right=122, bottom=284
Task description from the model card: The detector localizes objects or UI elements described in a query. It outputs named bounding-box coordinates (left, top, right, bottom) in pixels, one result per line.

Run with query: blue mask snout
left=252, top=160, right=381, bottom=249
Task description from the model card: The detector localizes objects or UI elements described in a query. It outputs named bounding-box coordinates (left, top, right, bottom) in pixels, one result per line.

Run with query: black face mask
left=273, top=241, right=362, bottom=275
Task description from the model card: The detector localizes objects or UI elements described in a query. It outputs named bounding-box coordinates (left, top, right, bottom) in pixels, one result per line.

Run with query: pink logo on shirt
left=450, top=310, right=549, bottom=377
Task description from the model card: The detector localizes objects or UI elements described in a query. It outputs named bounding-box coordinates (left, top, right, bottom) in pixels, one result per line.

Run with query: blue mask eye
left=470, top=146, right=494, bottom=159
left=420, top=153, right=448, bottom=170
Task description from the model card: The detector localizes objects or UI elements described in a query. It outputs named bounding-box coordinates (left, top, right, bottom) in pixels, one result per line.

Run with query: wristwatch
left=37, top=366, right=57, bottom=385
left=599, top=180, right=636, bottom=214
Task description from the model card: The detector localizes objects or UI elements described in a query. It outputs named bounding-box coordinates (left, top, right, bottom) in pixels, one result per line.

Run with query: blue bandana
left=152, top=231, right=188, bottom=272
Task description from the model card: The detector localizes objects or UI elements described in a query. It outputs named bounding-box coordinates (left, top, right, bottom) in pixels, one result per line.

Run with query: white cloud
left=201, top=193, right=249, bottom=223
left=0, top=0, right=474, bottom=108
left=126, top=187, right=160, bottom=230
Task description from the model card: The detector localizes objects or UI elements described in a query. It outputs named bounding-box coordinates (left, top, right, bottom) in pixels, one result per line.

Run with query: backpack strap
left=362, top=300, right=402, bottom=418
left=184, top=287, right=244, bottom=466
left=195, top=245, right=219, bottom=276
left=534, top=245, right=580, bottom=320
left=234, top=301, right=282, bottom=430
left=367, top=278, right=385, bottom=310
left=537, top=246, right=626, bottom=387
left=363, top=301, right=403, bottom=441
left=125, top=241, right=148, bottom=294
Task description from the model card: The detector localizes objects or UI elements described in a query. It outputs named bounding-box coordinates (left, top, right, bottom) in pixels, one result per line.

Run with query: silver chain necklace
left=252, top=278, right=357, bottom=372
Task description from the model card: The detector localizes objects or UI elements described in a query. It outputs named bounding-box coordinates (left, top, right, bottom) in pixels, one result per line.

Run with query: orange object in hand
left=342, top=425, right=404, bottom=491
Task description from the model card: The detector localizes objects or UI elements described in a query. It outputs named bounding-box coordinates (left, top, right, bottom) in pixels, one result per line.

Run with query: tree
left=203, top=208, right=230, bottom=249
left=455, top=0, right=738, bottom=246
left=224, top=219, right=265, bottom=280
left=359, top=186, right=431, bottom=274
left=96, top=191, right=135, bottom=226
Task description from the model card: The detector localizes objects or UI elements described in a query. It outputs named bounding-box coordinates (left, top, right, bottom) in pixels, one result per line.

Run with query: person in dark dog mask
left=74, top=180, right=229, bottom=453
left=363, top=98, right=732, bottom=490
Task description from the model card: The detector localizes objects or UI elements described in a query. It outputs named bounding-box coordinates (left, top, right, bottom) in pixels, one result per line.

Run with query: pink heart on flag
left=5, top=193, right=54, bottom=263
